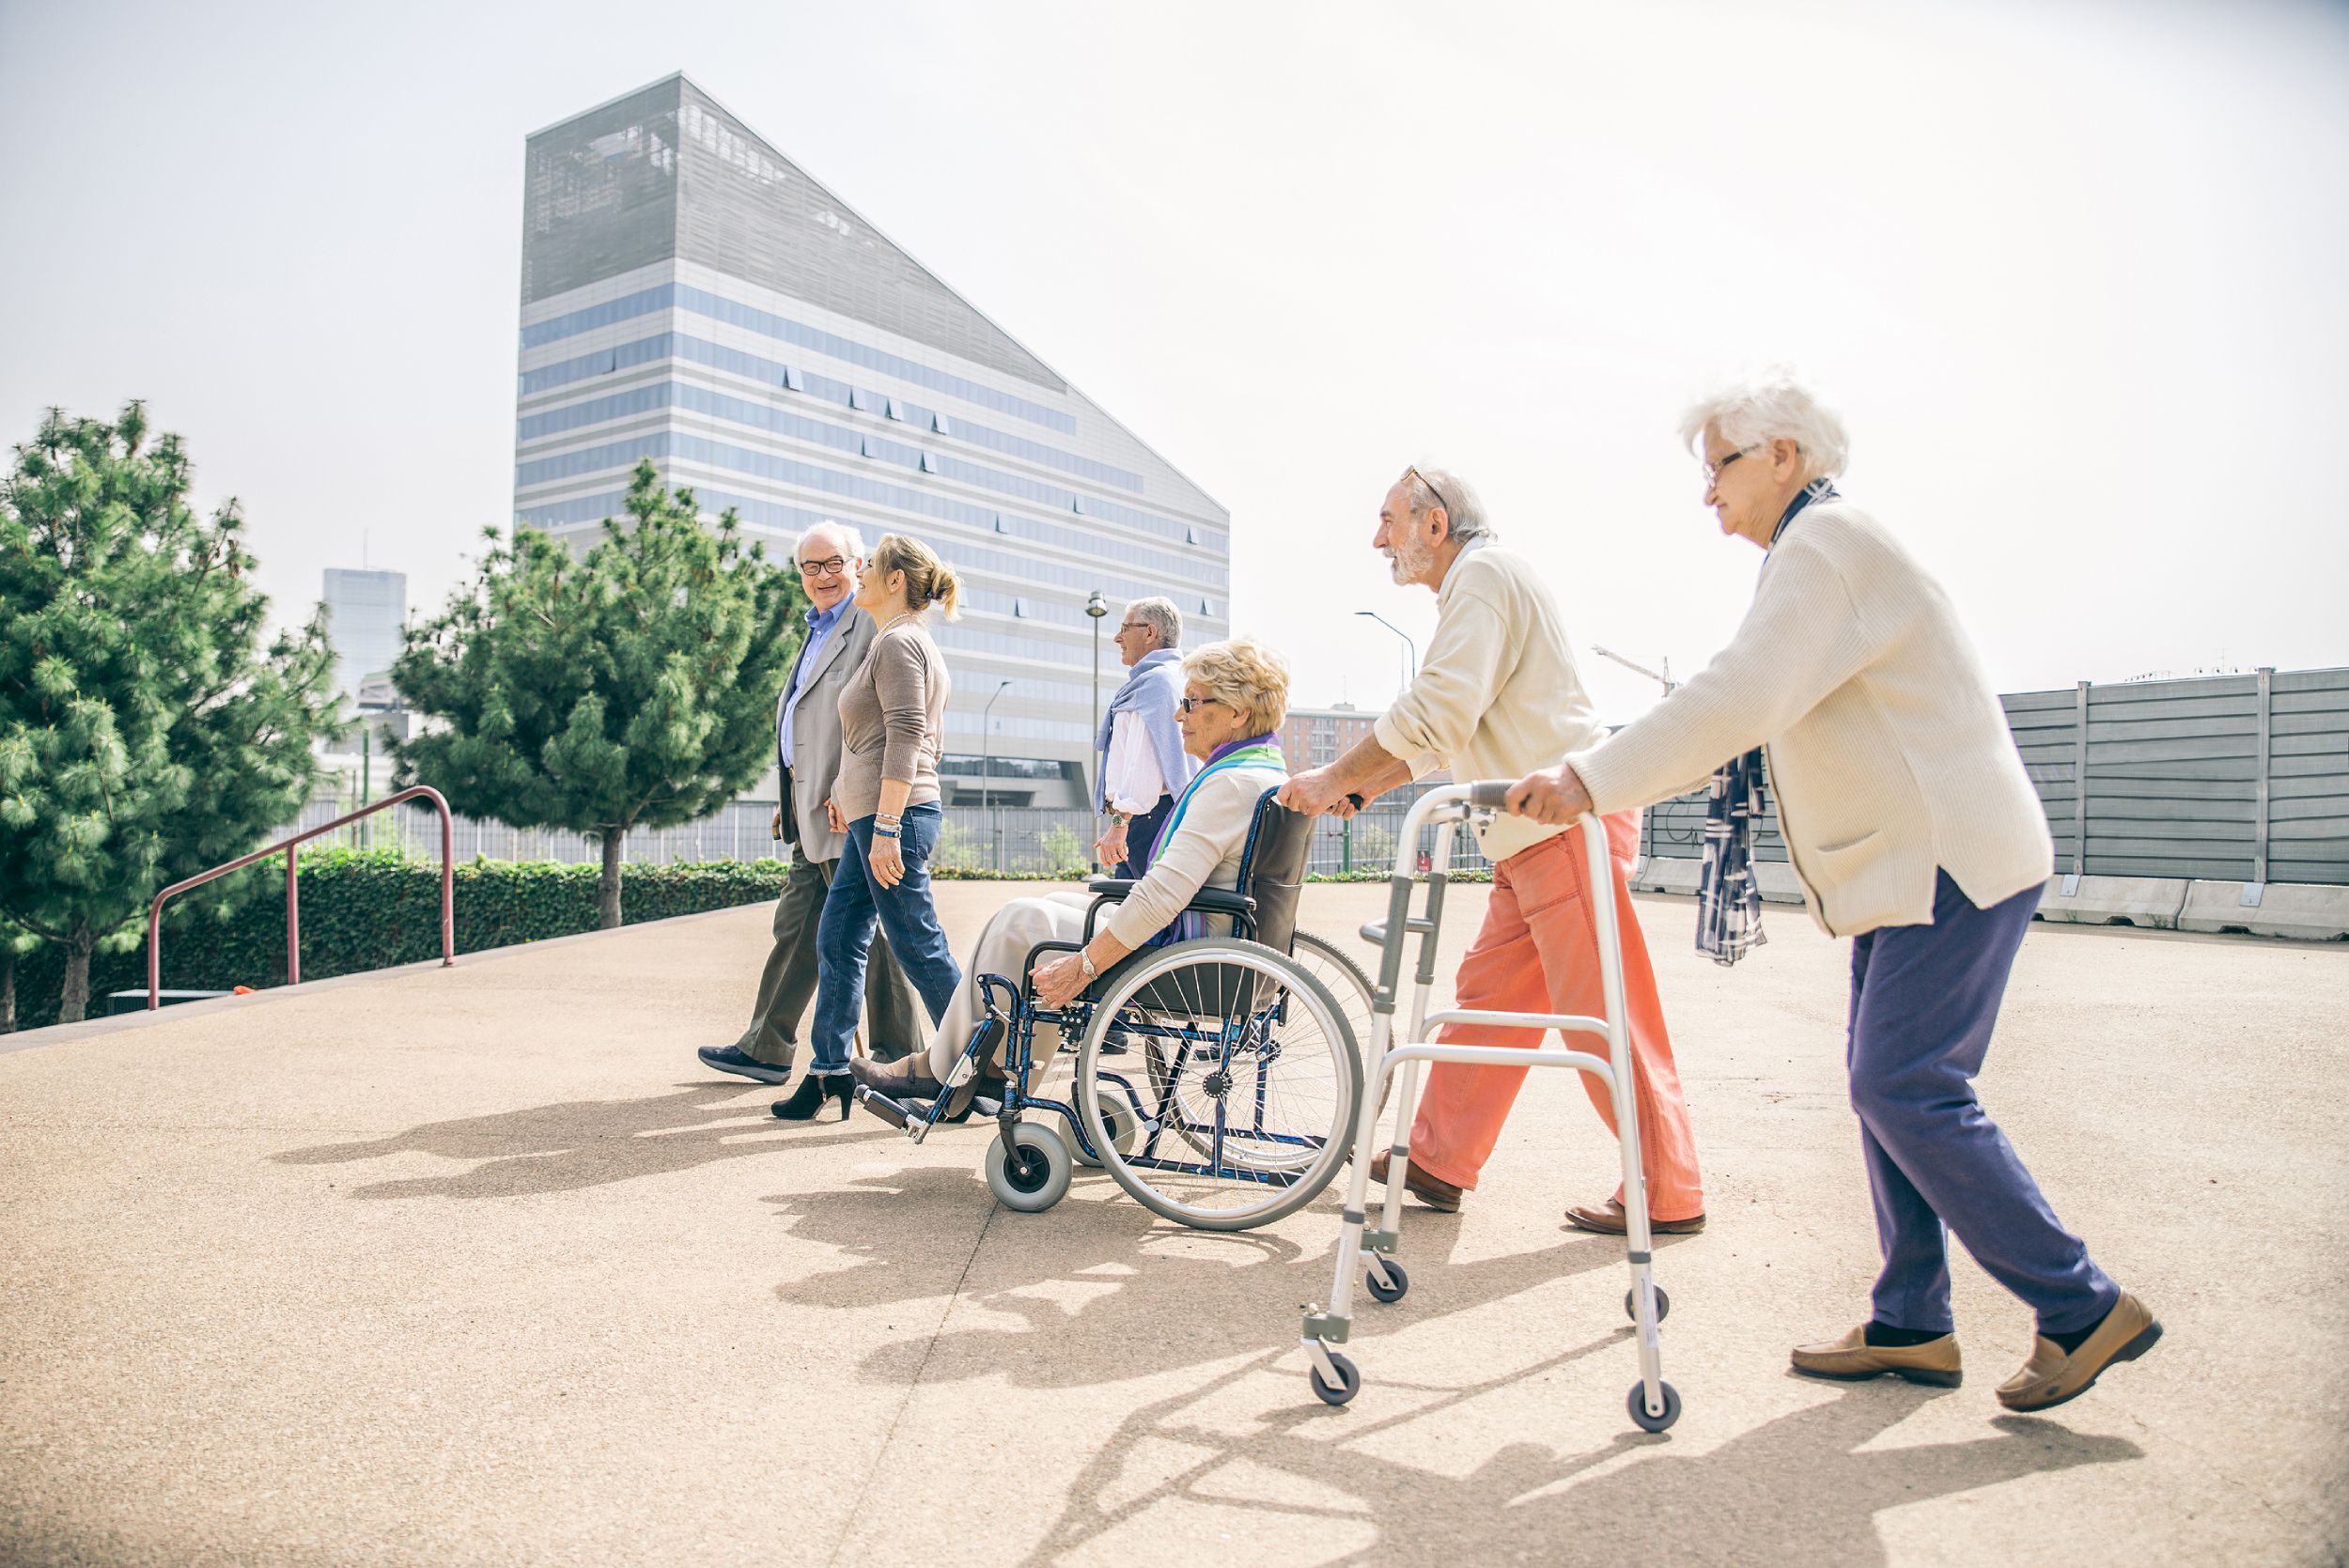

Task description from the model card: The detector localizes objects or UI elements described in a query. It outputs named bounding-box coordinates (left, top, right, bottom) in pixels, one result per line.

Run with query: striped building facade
left=513, top=75, right=1231, bottom=808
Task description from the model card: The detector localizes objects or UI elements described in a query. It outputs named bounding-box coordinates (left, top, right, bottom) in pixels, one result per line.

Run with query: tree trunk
left=59, top=924, right=95, bottom=1025
left=1, top=948, right=14, bottom=1034
left=598, top=829, right=625, bottom=930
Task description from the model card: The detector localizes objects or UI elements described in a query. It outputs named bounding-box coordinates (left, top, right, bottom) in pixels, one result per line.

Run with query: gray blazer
left=777, top=605, right=879, bottom=861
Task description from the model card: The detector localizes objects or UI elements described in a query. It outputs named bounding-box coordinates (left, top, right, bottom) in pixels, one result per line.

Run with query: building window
left=933, top=412, right=952, bottom=436
left=885, top=397, right=905, bottom=421
left=849, top=388, right=875, bottom=412
left=920, top=452, right=940, bottom=474
left=782, top=365, right=806, bottom=392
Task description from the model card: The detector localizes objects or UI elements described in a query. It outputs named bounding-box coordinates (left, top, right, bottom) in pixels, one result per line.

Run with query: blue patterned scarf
left=1697, top=479, right=1838, bottom=966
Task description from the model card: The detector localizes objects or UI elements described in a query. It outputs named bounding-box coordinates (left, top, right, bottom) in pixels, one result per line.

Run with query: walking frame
left=1297, top=781, right=1681, bottom=1433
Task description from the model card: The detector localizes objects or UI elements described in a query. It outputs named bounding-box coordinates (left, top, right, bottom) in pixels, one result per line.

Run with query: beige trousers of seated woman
left=924, top=893, right=1098, bottom=1079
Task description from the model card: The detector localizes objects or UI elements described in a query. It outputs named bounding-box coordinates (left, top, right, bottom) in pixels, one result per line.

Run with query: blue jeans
left=1848, top=870, right=2119, bottom=1335
left=811, top=806, right=962, bottom=1074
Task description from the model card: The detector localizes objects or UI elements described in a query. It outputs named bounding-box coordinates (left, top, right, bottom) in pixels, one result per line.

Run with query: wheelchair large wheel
left=1288, top=931, right=1376, bottom=1064
left=1078, top=938, right=1361, bottom=1231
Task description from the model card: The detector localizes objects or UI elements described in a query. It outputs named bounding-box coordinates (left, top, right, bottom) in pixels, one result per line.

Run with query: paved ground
left=2, top=881, right=2343, bottom=1567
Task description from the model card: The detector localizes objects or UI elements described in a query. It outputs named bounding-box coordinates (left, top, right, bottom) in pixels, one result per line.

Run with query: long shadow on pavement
left=272, top=1081, right=891, bottom=1198
left=768, top=1166, right=1666, bottom=1392
left=1024, top=1350, right=2144, bottom=1566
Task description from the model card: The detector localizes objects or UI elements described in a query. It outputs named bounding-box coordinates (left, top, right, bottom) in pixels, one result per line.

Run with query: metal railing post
left=148, top=784, right=459, bottom=1010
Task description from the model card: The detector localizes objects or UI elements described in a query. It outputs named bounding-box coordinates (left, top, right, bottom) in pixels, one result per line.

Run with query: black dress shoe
left=770, top=1072, right=853, bottom=1122
left=699, top=1045, right=795, bottom=1085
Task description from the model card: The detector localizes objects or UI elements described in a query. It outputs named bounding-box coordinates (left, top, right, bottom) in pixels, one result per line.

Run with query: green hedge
left=7, top=849, right=788, bottom=1033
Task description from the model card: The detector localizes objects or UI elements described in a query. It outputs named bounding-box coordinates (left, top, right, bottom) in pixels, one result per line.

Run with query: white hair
left=1401, top=466, right=1494, bottom=543
left=1124, top=596, right=1182, bottom=647
left=796, top=519, right=866, bottom=560
left=1677, top=370, right=1850, bottom=480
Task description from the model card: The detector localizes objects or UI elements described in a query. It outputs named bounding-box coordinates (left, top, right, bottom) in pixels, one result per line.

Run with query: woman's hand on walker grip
left=1505, top=762, right=1592, bottom=826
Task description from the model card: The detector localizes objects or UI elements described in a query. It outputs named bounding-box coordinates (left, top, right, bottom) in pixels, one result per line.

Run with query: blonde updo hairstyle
left=1182, top=637, right=1290, bottom=737
left=870, top=534, right=962, bottom=620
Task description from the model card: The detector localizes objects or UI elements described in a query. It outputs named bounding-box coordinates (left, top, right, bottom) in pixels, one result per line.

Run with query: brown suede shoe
left=1367, top=1151, right=1463, bottom=1213
left=1791, top=1326, right=1963, bottom=1387
left=1563, top=1199, right=1707, bottom=1235
left=1997, top=1292, right=2162, bottom=1412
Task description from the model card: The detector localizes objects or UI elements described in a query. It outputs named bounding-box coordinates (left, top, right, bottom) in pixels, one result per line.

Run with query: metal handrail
left=146, top=784, right=457, bottom=1010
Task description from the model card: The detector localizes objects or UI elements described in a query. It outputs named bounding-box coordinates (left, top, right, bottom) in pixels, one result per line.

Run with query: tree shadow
left=272, top=1081, right=892, bottom=1199
left=768, top=1166, right=1650, bottom=1392
left=1023, top=1351, right=2144, bottom=1566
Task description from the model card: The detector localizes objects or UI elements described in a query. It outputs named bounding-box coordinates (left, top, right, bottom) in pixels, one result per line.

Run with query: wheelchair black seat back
left=864, top=787, right=1375, bottom=1233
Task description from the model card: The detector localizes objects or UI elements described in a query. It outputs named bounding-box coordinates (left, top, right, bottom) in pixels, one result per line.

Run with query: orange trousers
left=1408, top=811, right=1706, bottom=1221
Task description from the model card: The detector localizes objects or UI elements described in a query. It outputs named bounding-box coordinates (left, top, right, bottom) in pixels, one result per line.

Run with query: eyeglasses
left=797, top=555, right=848, bottom=579
left=1117, top=620, right=1150, bottom=633
left=1177, top=695, right=1228, bottom=715
left=1702, top=446, right=1761, bottom=487
left=1403, top=465, right=1454, bottom=520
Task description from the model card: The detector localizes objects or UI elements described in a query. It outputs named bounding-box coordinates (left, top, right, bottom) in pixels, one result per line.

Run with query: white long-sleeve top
left=1103, top=765, right=1284, bottom=948
left=1103, top=711, right=1171, bottom=815
left=1371, top=541, right=1605, bottom=863
left=1567, top=499, right=2053, bottom=937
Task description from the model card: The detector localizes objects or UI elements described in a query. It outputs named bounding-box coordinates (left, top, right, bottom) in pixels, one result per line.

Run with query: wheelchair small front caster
left=1365, top=1259, right=1409, bottom=1304
left=1626, top=1379, right=1681, bottom=1433
left=1310, top=1351, right=1361, bottom=1406
left=985, top=1123, right=1071, bottom=1213
left=1624, top=1284, right=1670, bottom=1323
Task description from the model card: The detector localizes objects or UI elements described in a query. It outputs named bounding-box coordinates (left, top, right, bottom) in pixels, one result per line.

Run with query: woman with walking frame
left=771, top=535, right=966, bottom=1122
left=1506, top=371, right=2159, bottom=1413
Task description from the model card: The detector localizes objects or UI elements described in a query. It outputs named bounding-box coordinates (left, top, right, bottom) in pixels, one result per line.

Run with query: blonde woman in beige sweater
left=1507, top=372, right=2157, bottom=1414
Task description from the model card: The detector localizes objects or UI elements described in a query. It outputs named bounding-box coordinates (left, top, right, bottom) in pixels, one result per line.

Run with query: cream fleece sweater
left=1372, top=541, right=1604, bottom=864
left=1104, top=765, right=1284, bottom=949
left=1567, top=501, right=2052, bottom=937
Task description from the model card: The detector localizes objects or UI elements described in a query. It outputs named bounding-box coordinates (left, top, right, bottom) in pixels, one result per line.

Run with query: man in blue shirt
left=700, top=523, right=921, bottom=1080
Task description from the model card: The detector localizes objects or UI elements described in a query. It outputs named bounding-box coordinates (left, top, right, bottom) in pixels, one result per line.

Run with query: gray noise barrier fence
left=297, top=667, right=2348, bottom=890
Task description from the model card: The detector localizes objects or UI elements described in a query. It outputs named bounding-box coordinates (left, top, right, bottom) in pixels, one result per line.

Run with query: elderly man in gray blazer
left=699, top=521, right=921, bottom=1080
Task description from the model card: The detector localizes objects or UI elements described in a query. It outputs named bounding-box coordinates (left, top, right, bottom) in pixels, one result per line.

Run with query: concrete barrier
left=2177, top=881, right=2349, bottom=941
left=1628, top=857, right=1804, bottom=905
left=2032, top=876, right=2192, bottom=930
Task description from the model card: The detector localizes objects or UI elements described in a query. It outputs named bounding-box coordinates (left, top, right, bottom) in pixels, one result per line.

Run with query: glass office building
left=320, top=567, right=408, bottom=708
left=514, top=75, right=1231, bottom=808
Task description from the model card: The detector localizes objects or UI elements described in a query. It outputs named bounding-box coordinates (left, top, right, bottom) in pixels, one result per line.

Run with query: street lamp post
left=982, top=679, right=1013, bottom=872
left=1085, top=592, right=1109, bottom=852
left=1355, top=610, right=1418, bottom=691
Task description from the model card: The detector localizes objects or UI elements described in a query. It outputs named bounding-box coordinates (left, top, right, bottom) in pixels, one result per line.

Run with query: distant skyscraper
left=513, top=74, right=1231, bottom=807
left=321, top=568, right=407, bottom=702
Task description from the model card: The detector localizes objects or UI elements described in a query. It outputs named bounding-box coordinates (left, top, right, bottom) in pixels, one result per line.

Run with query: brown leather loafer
left=1367, top=1151, right=1463, bottom=1213
left=1564, top=1199, right=1707, bottom=1235
left=1791, top=1326, right=1963, bottom=1387
left=1997, top=1292, right=2161, bottom=1412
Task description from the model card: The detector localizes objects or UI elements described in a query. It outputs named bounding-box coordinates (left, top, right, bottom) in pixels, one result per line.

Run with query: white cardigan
left=1567, top=500, right=2052, bottom=937
left=1104, top=765, right=1284, bottom=949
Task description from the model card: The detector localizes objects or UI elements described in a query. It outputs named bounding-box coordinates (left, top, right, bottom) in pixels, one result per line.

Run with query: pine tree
left=0, top=403, right=344, bottom=1023
left=392, top=461, right=802, bottom=929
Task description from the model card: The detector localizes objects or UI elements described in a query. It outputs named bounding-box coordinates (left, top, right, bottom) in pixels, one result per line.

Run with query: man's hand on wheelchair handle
left=1505, top=762, right=1593, bottom=826
left=1276, top=768, right=1358, bottom=817
left=1029, top=951, right=1089, bottom=1010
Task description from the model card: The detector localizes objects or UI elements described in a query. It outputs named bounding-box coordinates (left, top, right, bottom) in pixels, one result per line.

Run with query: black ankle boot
left=770, top=1071, right=853, bottom=1123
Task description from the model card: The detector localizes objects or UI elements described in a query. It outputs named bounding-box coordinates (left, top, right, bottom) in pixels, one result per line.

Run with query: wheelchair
left=856, top=791, right=1375, bottom=1232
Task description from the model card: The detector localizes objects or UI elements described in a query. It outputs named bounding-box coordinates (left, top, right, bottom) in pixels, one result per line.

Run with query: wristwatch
left=1107, top=809, right=1131, bottom=828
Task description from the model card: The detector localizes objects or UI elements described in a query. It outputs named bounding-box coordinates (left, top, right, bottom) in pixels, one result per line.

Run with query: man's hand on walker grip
left=1505, top=762, right=1592, bottom=825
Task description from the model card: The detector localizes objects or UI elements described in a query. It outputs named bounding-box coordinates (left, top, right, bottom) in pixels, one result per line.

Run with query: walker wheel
left=1311, top=1351, right=1361, bottom=1406
left=1624, top=1284, right=1670, bottom=1323
left=1627, top=1379, right=1681, bottom=1433
left=1366, top=1259, right=1410, bottom=1305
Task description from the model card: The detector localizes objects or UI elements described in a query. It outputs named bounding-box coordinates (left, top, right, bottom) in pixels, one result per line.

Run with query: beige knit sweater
left=1372, top=541, right=1605, bottom=864
left=1567, top=500, right=2053, bottom=937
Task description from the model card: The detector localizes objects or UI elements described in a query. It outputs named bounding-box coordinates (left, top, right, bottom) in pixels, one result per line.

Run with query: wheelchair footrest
left=853, top=1086, right=911, bottom=1129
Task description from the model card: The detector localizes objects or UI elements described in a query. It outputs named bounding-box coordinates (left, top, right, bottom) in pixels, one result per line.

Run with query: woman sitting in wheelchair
left=851, top=637, right=1292, bottom=1114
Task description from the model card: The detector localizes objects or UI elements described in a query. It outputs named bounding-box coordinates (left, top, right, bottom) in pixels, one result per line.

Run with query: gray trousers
left=737, top=850, right=921, bottom=1066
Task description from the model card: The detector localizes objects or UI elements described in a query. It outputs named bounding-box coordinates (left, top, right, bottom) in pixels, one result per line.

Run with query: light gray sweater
left=1568, top=500, right=2052, bottom=937
left=831, top=616, right=949, bottom=821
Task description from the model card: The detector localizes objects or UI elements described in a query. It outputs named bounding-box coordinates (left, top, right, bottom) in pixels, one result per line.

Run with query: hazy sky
left=4, top=0, right=2344, bottom=723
